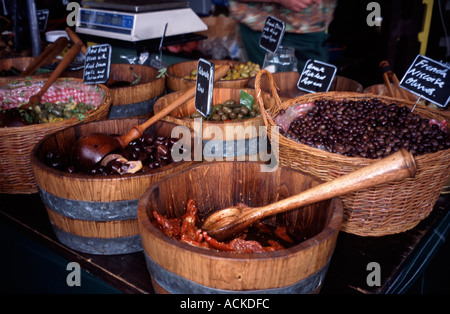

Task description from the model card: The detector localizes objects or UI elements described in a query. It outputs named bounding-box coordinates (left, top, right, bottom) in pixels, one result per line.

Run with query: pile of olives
left=1, top=101, right=94, bottom=127
left=184, top=62, right=261, bottom=80
left=190, top=99, right=260, bottom=121
left=281, top=98, right=450, bottom=158
left=43, top=133, right=181, bottom=175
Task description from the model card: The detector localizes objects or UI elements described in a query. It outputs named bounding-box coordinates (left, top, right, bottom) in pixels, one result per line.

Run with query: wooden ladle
left=202, top=149, right=417, bottom=241
left=26, top=41, right=83, bottom=108
left=71, top=64, right=231, bottom=171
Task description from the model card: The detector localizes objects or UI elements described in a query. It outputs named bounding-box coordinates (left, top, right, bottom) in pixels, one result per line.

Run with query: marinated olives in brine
left=188, top=98, right=260, bottom=121
left=183, top=62, right=261, bottom=81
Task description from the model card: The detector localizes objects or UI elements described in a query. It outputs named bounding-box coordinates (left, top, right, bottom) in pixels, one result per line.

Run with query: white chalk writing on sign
left=297, top=59, right=337, bottom=93
left=260, top=16, right=285, bottom=53
left=261, top=20, right=283, bottom=43
left=83, top=44, right=111, bottom=84
left=194, top=59, right=214, bottom=117
left=400, top=54, right=450, bottom=107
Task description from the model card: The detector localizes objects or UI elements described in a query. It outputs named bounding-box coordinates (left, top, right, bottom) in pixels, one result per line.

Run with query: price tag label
left=83, top=44, right=112, bottom=85
left=399, top=54, right=450, bottom=107
left=297, top=59, right=337, bottom=93
left=37, top=9, right=49, bottom=32
left=194, top=58, right=215, bottom=117
left=259, top=16, right=285, bottom=53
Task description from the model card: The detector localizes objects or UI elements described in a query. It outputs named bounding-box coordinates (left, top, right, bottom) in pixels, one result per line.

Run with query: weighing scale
left=76, top=0, right=208, bottom=42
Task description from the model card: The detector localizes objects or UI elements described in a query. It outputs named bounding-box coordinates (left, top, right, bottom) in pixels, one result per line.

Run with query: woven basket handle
left=255, top=69, right=283, bottom=128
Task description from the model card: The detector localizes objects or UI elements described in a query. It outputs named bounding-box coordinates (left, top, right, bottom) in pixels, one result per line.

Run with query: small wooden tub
left=248, top=72, right=364, bottom=98
left=0, top=57, right=83, bottom=84
left=31, top=118, right=195, bottom=255
left=166, top=59, right=254, bottom=92
left=106, top=64, right=166, bottom=118
left=138, top=161, right=343, bottom=293
left=0, top=57, right=46, bottom=84
left=153, top=88, right=277, bottom=161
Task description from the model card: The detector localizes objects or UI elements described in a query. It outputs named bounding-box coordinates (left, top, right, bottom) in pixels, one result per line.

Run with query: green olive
left=228, top=112, right=237, bottom=119
left=212, top=104, right=222, bottom=112
left=211, top=114, right=221, bottom=121
left=240, top=106, right=249, bottom=115
left=222, top=106, right=232, bottom=114
left=191, top=112, right=202, bottom=118
left=224, top=99, right=238, bottom=107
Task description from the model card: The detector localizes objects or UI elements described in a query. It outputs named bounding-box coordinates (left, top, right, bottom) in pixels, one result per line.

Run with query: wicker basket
left=255, top=69, right=450, bottom=236
left=0, top=78, right=111, bottom=194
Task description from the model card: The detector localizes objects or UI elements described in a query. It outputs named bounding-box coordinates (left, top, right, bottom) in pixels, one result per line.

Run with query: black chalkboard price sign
left=297, top=59, right=337, bottom=93
left=399, top=54, right=450, bottom=108
left=194, top=58, right=215, bottom=117
left=37, top=9, right=49, bottom=32
left=83, top=44, right=112, bottom=85
left=259, top=15, right=285, bottom=53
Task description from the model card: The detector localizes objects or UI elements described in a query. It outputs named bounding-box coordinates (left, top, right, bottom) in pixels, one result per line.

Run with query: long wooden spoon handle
left=26, top=41, right=83, bottom=108
left=21, top=36, right=69, bottom=76
left=65, top=27, right=87, bottom=55
left=237, top=149, right=416, bottom=229
left=117, top=64, right=231, bottom=147
left=34, top=41, right=83, bottom=99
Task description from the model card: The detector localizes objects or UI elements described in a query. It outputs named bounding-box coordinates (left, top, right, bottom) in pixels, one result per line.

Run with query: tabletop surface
left=0, top=192, right=449, bottom=294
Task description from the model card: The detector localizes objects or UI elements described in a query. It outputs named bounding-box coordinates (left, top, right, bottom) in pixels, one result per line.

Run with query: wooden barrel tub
left=153, top=88, right=277, bottom=161
left=31, top=118, right=195, bottom=255
left=138, top=161, right=343, bottom=293
left=106, top=64, right=166, bottom=118
left=0, top=57, right=83, bottom=84
left=166, top=59, right=254, bottom=92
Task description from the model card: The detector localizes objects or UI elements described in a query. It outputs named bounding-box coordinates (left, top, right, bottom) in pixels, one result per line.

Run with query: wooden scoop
left=71, top=64, right=231, bottom=171
left=25, top=41, right=83, bottom=108
left=202, top=149, right=417, bottom=241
